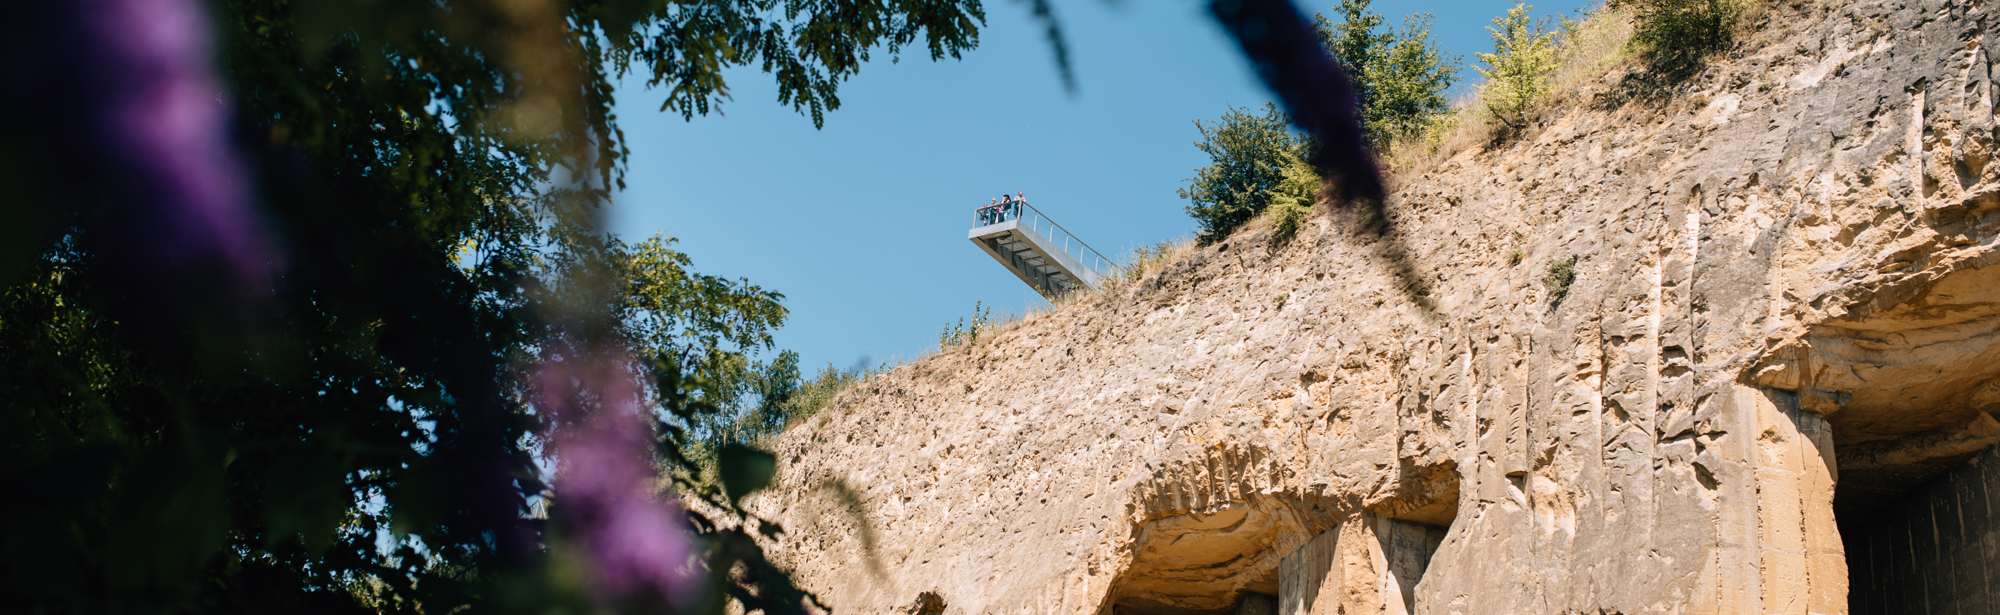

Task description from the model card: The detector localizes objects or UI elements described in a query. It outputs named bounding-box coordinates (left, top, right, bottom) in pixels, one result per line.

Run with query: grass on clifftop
left=1379, top=3, right=1638, bottom=177
left=918, top=237, right=1196, bottom=362
left=1382, top=0, right=1760, bottom=179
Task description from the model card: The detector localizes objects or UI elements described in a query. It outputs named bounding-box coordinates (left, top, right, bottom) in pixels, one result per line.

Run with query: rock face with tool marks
left=747, top=1, right=2000, bottom=613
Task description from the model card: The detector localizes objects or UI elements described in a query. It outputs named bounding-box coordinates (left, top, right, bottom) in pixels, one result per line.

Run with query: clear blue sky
left=608, top=0, right=1592, bottom=373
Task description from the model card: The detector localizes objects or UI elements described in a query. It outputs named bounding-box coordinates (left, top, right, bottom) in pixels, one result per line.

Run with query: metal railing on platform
left=972, top=200, right=1122, bottom=283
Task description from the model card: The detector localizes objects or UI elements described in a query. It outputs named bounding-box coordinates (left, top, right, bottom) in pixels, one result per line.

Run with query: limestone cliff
left=748, top=1, right=2000, bottom=613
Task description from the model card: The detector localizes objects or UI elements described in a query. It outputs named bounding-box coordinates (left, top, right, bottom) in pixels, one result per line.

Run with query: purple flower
left=9, top=0, right=274, bottom=286
left=93, top=0, right=271, bottom=279
left=538, top=352, right=704, bottom=605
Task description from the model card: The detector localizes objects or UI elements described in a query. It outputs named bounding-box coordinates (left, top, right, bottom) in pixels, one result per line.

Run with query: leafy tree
left=624, top=235, right=788, bottom=369
left=0, top=0, right=1387, bottom=612
left=1179, top=104, right=1314, bottom=242
left=617, top=233, right=798, bottom=475
left=0, top=0, right=986, bottom=613
left=1316, top=0, right=1388, bottom=87
left=686, top=349, right=806, bottom=462
left=777, top=361, right=880, bottom=426
left=1313, top=0, right=1460, bottom=143
left=1366, top=16, right=1460, bottom=140
left=746, top=350, right=804, bottom=438
left=1477, top=3, right=1562, bottom=129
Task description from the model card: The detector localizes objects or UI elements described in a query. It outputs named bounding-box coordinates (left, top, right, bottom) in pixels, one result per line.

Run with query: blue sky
left=607, top=0, right=1592, bottom=373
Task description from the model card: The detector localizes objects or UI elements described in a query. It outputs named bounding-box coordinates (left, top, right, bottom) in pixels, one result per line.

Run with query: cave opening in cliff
left=1366, top=463, right=1457, bottom=615
left=1268, top=464, right=1457, bottom=615
left=1104, top=496, right=1301, bottom=615
left=1773, top=263, right=2000, bottom=613
left=1836, top=424, right=2000, bottom=615
left=1372, top=516, right=1450, bottom=615
left=1099, top=466, right=1461, bottom=615
left=1839, top=441, right=2000, bottom=615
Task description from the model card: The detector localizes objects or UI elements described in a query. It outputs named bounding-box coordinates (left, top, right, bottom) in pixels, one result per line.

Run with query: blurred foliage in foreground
left=0, top=0, right=985, bottom=613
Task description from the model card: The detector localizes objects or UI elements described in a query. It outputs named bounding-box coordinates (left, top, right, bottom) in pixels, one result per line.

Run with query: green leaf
left=717, top=443, right=777, bottom=505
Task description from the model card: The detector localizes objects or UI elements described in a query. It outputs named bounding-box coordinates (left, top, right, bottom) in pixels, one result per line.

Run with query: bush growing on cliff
left=1176, top=104, right=1336, bottom=241
left=1616, top=0, right=1743, bottom=82
left=1314, top=0, right=1462, bottom=144
left=1373, top=4, right=1639, bottom=177
left=1546, top=255, right=1578, bottom=306
left=1265, top=154, right=1322, bottom=241
left=1368, top=16, right=1463, bottom=141
left=1317, top=0, right=1385, bottom=80
left=1179, top=104, right=1319, bottom=242
left=1477, top=3, right=1562, bottom=129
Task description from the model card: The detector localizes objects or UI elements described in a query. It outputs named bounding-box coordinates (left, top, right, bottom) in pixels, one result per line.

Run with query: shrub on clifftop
left=1179, top=104, right=1319, bottom=243
left=1314, top=0, right=1462, bottom=144
left=1477, top=3, right=1562, bottom=130
left=1616, top=0, right=1744, bottom=82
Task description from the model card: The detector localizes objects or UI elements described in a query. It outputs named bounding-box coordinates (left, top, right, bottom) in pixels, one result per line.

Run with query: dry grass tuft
left=1549, top=4, right=1638, bottom=101
left=974, top=237, right=1199, bottom=339
left=1113, top=238, right=1198, bottom=285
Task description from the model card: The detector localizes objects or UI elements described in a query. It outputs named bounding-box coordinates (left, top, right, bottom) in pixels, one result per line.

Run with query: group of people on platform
left=978, top=191, right=1027, bottom=226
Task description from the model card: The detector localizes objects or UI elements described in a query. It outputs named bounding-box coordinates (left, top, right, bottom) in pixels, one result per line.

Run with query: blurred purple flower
left=10, top=0, right=273, bottom=284
left=1209, top=0, right=1385, bottom=203
left=538, top=352, right=703, bottom=605
left=95, top=0, right=271, bottom=279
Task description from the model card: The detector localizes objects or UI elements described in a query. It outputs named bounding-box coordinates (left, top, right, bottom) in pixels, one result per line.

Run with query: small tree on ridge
left=1315, top=0, right=1461, bottom=144
left=1179, top=104, right=1313, bottom=243
left=1477, top=3, right=1561, bottom=130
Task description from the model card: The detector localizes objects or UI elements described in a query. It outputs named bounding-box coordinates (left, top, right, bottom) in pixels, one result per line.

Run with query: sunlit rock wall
left=748, top=0, right=2000, bottom=613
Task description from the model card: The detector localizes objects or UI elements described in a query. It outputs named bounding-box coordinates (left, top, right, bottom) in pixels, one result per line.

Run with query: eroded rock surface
left=748, top=1, right=2000, bottom=613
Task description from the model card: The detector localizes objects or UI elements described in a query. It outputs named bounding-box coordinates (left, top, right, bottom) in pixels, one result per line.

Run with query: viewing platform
left=968, top=199, right=1120, bottom=298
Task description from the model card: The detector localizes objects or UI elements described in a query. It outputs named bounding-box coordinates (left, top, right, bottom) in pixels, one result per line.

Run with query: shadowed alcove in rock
left=1105, top=461, right=1460, bottom=615
left=1752, top=261, right=2000, bottom=613
left=1105, top=496, right=1305, bottom=615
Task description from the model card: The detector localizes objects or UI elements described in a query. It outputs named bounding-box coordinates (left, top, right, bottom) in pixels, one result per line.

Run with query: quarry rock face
left=749, top=1, right=2000, bottom=613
